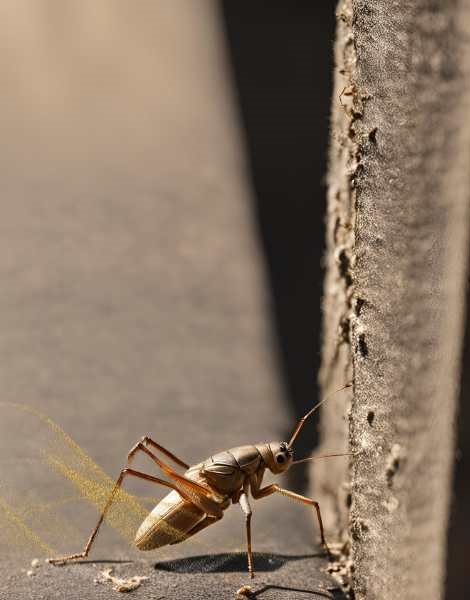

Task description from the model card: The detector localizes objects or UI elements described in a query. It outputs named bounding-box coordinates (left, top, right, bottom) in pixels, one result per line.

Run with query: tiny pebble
left=236, top=585, right=253, bottom=598
left=26, top=570, right=35, bottom=577
left=31, top=559, right=41, bottom=569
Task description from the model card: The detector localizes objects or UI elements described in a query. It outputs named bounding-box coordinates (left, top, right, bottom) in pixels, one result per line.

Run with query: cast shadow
left=219, top=2, right=335, bottom=492
left=154, top=551, right=320, bottom=574
left=156, top=552, right=345, bottom=597
left=251, top=584, right=344, bottom=599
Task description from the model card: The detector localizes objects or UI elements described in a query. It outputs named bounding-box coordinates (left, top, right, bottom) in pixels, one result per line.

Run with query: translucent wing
left=0, top=403, right=228, bottom=564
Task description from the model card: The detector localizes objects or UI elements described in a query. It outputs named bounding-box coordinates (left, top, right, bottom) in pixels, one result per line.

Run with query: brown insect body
left=48, top=385, right=352, bottom=578
left=134, top=442, right=291, bottom=551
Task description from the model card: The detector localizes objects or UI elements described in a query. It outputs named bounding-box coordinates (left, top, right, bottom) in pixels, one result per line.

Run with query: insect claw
left=237, top=585, right=254, bottom=598
left=47, top=558, right=67, bottom=566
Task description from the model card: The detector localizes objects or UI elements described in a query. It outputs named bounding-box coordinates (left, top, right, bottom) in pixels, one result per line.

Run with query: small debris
left=327, top=542, right=345, bottom=557
left=385, top=443, right=405, bottom=488
left=25, top=557, right=42, bottom=577
left=323, top=540, right=354, bottom=597
left=383, top=495, right=400, bottom=513
left=236, top=585, right=253, bottom=598
left=95, top=567, right=149, bottom=593
left=350, top=517, right=369, bottom=540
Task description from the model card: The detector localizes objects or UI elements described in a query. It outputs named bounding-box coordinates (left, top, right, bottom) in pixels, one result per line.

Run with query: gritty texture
left=0, top=553, right=345, bottom=600
left=319, top=1, right=470, bottom=599
left=311, top=0, right=356, bottom=546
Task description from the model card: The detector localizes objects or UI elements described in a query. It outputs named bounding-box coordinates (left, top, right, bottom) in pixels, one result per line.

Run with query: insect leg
left=251, top=483, right=331, bottom=556
left=47, top=468, right=183, bottom=565
left=127, top=442, right=224, bottom=519
left=127, top=436, right=189, bottom=469
left=239, top=492, right=254, bottom=579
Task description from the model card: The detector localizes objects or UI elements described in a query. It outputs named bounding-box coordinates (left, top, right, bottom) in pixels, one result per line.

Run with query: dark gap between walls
left=220, top=1, right=335, bottom=491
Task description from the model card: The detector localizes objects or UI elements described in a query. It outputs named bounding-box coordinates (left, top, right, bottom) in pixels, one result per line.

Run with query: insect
left=48, top=385, right=351, bottom=578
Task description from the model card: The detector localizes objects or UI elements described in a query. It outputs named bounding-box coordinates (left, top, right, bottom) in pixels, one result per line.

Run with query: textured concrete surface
left=341, top=3, right=470, bottom=600
left=0, top=2, right=344, bottom=599
left=1, top=555, right=342, bottom=600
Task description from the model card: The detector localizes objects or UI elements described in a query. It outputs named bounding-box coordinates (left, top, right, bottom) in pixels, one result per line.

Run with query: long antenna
left=287, top=383, right=352, bottom=449
left=292, top=452, right=355, bottom=465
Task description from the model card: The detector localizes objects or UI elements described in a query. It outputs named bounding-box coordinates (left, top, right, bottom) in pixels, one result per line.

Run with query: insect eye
left=276, top=454, right=285, bottom=464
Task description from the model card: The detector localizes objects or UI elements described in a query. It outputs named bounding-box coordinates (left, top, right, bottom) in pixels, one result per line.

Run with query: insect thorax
left=201, top=445, right=262, bottom=495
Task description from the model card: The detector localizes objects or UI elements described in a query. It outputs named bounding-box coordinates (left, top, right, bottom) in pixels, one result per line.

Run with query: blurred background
left=0, top=2, right=466, bottom=598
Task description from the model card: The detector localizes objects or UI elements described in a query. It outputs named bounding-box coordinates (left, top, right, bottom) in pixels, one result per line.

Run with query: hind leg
left=48, top=468, right=181, bottom=565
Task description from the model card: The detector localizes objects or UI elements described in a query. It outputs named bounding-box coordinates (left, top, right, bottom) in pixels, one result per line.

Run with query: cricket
left=48, top=385, right=352, bottom=578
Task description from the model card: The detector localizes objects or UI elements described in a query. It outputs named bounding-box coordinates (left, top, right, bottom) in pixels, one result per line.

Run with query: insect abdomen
left=134, top=490, right=205, bottom=550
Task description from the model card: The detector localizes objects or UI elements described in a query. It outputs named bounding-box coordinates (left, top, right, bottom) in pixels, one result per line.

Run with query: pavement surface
left=1, top=554, right=343, bottom=600
left=0, top=2, right=345, bottom=599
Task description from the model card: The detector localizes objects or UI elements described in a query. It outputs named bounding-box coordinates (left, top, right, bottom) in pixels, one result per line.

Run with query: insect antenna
left=292, top=452, right=356, bottom=465
left=287, top=383, right=352, bottom=449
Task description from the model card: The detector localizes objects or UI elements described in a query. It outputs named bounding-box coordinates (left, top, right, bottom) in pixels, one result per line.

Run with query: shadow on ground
left=155, top=553, right=343, bottom=599
left=155, top=551, right=322, bottom=573
left=250, top=585, right=345, bottom=600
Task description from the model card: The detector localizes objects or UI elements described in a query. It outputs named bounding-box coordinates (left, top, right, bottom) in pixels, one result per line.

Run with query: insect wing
left=0, top=404, right=220, bottom=562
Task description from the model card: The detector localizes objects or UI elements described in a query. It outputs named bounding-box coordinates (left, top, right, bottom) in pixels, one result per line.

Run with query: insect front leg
left=249, top=477, right=331, bottom=556
left=238, top=491, right=254, bottom=579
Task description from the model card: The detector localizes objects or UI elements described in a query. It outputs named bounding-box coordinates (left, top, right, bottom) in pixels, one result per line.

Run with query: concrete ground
left=1, top=555, right=342, bottom=600
left=0, top=2, right=344, bottom=599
